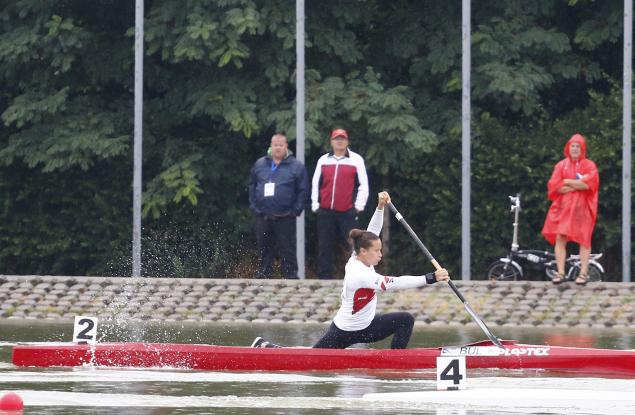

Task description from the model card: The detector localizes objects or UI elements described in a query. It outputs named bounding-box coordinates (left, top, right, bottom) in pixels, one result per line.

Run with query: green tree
left=0, top=1, right=631, bottom=281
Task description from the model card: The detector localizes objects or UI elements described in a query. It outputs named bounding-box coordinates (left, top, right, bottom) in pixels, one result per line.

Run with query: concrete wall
left=1, top=275, right=633, bottom=329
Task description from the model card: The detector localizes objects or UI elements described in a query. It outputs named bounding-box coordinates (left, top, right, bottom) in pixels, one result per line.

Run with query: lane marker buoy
left=0, top=392, right=24, bottom=410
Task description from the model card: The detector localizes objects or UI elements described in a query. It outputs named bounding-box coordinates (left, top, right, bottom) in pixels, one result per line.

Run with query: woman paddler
left=252, top=191, right=449, bottom=349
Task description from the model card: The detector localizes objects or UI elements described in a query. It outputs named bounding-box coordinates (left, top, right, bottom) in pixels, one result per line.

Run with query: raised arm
left=366, top=192, right=390, bottom=236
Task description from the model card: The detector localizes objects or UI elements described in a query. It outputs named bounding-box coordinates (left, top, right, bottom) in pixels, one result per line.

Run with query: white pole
left=132, top=0, right=144, bottom=277
left=623, top=0, right=632, bottom=282
left=296, top=0, right=306, bottom=279
left=461, top=0, right=471, bottom=280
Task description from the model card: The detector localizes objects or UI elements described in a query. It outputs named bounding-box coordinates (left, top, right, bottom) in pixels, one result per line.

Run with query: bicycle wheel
left=568, top=263, right=603, bottom=282
left=487, top=260, right=522, bottom=281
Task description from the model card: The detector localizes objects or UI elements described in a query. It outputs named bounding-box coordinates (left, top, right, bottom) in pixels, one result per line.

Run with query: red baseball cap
left=330, top=129, right=349, bottom=140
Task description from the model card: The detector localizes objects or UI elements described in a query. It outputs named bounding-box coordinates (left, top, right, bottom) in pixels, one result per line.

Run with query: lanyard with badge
left=264, top=161, right=278, bottom=197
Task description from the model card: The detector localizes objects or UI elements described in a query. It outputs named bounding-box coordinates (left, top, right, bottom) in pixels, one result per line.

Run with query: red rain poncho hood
left=541, top=134, right=599, bottom=248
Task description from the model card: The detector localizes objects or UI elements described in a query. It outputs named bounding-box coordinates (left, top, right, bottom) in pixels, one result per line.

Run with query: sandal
left=575, top=273, right=589, bottom=286
left=552, top=273, right=565, bottom=285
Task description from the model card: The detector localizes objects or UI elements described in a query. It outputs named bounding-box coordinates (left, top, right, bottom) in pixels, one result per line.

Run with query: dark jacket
left=249, top=151, right=308, bottom=217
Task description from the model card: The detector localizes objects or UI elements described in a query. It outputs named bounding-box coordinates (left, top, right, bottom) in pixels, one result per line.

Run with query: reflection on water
left=1, top=320, right=635, bottom=415
left=2, top=319, right=634, bottom=349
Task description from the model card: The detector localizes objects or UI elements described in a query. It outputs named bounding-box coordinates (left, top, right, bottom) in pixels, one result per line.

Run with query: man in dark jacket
left=249, top=134, right=308, bottom=279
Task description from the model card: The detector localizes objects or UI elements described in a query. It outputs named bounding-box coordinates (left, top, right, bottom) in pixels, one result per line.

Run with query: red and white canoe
left=12, top=340, right=635, bottom=377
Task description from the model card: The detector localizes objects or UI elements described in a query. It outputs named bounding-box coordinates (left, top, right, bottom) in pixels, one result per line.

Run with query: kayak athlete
left=252, top=191, right=449, bottom=349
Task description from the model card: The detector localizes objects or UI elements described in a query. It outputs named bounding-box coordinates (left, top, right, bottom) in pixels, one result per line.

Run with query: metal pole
left=296, top=0, right=306, bottom=279
left=132, top=0, right=144, bottom=277
left=461, top=0, right=471, bottom=280
left=623, top=0, right=632, bottom=282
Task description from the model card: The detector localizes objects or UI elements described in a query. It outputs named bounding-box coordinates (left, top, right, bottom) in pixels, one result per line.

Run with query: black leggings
left=313, top=312, right=415, bottom=349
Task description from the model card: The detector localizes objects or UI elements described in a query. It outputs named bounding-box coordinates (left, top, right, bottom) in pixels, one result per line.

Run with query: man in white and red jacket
left=311, top=128, right=369, bottom=279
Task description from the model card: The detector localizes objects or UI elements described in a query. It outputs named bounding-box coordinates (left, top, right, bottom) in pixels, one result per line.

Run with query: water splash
left=96, top=221, right=257, bottom=343
left=104, top=221, right=253, bottom=279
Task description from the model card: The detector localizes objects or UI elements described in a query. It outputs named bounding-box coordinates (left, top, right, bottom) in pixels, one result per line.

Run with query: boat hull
left=11, top=340, right=635, bottom=376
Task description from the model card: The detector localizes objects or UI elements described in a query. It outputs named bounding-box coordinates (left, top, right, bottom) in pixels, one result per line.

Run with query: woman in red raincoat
left=541, top=133, right=599, bottom=285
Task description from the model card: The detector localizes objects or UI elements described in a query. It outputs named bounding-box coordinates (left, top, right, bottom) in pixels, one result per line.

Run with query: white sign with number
left=73, top=316, right=98, bottom=344
left=436, top=355, right=467, bottom=390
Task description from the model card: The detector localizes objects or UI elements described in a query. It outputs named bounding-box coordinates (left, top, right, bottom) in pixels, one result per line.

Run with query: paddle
left=387, top=202, right=504, bottom=349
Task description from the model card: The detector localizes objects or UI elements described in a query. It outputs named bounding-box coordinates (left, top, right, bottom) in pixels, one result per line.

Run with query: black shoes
left=250, top=336, right=281, bottom=348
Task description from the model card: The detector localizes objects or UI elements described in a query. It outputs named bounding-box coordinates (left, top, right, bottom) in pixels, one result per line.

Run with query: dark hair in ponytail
left=349, top=228, right=380, bottom=254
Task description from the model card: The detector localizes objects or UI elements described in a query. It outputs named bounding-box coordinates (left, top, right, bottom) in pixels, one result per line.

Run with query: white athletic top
left=332, top=208, right=429, bottom=331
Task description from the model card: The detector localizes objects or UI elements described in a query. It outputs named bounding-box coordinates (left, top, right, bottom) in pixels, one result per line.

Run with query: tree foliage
left=0, top=1, right=631, bottom=280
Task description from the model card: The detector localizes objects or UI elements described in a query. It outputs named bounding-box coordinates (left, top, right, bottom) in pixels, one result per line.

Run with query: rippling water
left=1, top=320, right=635, bottom=414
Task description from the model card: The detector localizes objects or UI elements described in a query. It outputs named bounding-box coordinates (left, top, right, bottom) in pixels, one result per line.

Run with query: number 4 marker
left=436, top=356, right=467, bottom=390
left=73, top=316, right=98, bottom=344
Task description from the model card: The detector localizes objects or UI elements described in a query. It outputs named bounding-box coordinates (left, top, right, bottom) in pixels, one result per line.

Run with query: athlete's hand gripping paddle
left=387, top=202, right=504, bottom=349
